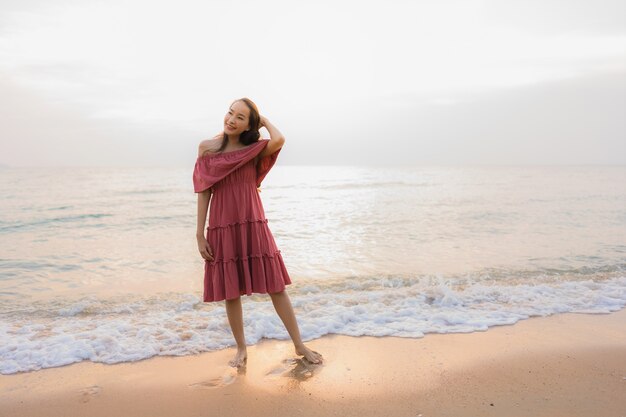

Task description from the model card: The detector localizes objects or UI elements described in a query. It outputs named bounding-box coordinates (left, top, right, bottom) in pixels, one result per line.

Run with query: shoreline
left=1, top=308, right=625, bottom=417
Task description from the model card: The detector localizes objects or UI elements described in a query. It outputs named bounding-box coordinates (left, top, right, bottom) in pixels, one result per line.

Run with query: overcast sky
left=0, top=0, right=624, bottom=166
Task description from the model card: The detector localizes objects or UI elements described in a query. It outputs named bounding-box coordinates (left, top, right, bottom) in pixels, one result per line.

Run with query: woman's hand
left=259, top=115, right=268, bottom=129
left=257, top=115, right=285, bottom=158
left=197, top=235, right=214, bottom=262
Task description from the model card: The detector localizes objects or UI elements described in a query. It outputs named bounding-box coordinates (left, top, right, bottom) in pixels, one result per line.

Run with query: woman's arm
left=196, top=190, right=214, bottom=261
left=196, top=190, right=211, bottom=238
left=257, top=116, right=285, bottom=159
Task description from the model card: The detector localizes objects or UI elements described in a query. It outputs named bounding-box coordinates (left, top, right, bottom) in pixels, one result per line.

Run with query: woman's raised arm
left=258, top=116, right=285, bottom=158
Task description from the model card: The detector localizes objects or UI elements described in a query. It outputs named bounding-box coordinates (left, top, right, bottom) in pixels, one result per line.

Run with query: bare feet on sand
left=228, top=347, right=247, bottom=368
left=295, top=344, right=323, bottom=364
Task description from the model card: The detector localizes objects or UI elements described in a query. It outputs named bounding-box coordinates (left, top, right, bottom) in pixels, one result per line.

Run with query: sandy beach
left=1, top=308, right=625, bottom=417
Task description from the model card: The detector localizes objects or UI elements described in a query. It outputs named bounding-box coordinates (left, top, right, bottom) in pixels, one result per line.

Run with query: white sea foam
left=1, top=274, right=625, bottom=374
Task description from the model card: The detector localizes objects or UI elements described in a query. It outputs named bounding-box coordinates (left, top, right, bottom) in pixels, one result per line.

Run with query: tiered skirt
left=203, top=218, right=292, bottom=302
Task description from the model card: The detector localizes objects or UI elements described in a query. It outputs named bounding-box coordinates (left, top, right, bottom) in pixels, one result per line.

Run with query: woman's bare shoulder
left=198, top=133, right=223, bottom=157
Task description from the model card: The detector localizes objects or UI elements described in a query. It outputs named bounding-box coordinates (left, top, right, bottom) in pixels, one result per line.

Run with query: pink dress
left=192, top=139, right=291, bottom=302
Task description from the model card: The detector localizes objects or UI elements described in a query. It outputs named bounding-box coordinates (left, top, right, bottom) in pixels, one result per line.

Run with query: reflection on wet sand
left=266, top=357, right=323, bottom=381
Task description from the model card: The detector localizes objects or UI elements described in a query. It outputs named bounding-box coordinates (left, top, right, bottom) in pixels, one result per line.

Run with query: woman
left=193, top=98, right=323, bottom=368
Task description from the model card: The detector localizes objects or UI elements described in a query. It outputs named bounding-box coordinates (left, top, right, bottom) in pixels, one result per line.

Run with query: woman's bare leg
left=269, top=290, right=323, bottom=364
left=224, top=296, right=247, bottom=367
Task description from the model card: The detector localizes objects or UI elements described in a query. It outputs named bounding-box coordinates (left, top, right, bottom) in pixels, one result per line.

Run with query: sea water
left=1, top=165, right=625, bottom=374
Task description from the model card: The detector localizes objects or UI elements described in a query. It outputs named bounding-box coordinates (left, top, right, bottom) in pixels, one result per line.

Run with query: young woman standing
left=193, top=98, right=323, bottom=368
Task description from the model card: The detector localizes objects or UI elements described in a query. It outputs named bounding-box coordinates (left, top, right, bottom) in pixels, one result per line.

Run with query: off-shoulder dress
left=192, top=139, right=291, bottom=302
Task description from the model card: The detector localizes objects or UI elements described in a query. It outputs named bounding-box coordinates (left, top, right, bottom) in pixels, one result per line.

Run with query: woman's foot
left=228, top=347, right=247, bottom=368
left=295, top=344, right=323, bottom=364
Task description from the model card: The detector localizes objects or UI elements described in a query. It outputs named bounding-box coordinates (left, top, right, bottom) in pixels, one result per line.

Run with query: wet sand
left=1, top=308, right=625, bottom=417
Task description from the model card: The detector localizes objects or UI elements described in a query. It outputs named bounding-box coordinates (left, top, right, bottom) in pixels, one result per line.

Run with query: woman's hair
left=217, top=97, right=261, bottom=152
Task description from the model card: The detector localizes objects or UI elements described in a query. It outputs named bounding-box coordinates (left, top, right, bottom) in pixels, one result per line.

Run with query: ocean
left=1, top=164, right=625, bottom=374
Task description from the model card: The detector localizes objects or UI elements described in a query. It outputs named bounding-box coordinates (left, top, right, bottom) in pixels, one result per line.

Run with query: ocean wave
left=0, top=213, right=112, bottom=233
left=1, top=269, right=625, bottom=375
left=315, top=181, right=432, bottom=190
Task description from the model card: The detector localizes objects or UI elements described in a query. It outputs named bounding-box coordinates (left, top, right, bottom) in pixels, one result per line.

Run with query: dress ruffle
left=207, top=219, right=279, bottom=264
left=193, top=139, right=281, bottom=193
left=207, top=218, right=269, bottom=230
left=204, top=251, right=291, bottom=302
left=204, top=220, right=291, bottom=301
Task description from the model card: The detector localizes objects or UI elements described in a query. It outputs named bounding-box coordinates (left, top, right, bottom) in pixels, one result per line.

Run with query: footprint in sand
left=266, top=358, right=322, bottom=381
left=188, top=370, right=239, bottom=389
left=78, top=385, right=101, bottom=403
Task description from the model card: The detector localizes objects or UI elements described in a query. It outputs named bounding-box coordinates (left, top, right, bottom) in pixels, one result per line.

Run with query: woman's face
left=224, top=101, right=251, bottom=138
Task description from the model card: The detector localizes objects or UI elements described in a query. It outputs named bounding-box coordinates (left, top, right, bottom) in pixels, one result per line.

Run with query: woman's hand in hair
left=259, top=115, right=268, bottom=129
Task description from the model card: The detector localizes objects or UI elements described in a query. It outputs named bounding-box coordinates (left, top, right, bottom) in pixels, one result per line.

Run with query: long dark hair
left=217, top=97, right=261, bottom=152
